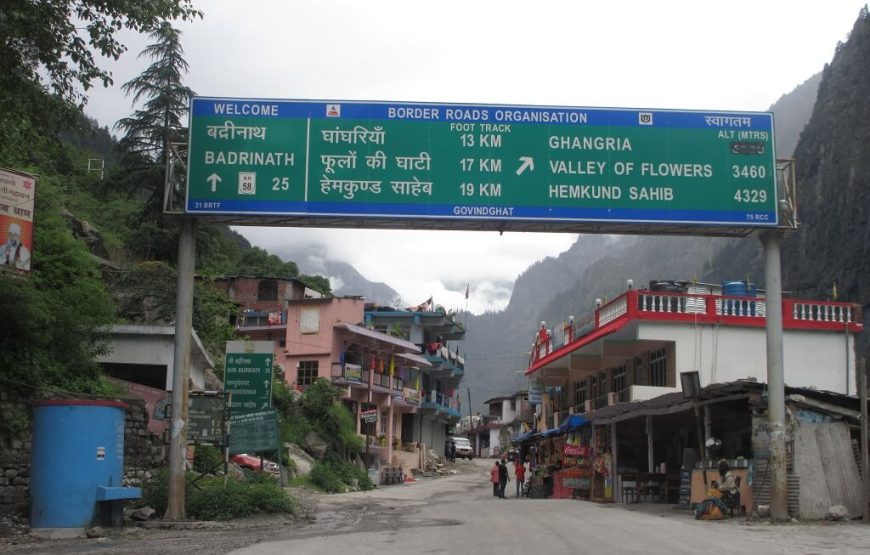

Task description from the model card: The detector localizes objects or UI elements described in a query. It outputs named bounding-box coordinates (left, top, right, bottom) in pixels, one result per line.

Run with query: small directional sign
left=224, top=341, right=274, bottom=414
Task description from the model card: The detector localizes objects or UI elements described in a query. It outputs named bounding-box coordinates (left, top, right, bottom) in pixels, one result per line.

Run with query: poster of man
left=0, top=168, right=37, bottom=274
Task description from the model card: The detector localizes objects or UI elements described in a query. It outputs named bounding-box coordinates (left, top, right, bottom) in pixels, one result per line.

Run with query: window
left=574, top=379, right=588, bottom=406
left=297, top=360, right=319, bottom=385
left=611, top=365, right=626, bottom=394
left=258, top=280, right=278, bottom=301
left=650, top=347, right=667, bottom=387
left=300, top=306, right=320, bottom=334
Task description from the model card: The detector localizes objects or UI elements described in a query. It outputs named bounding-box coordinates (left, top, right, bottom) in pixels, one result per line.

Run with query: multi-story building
left=211, top=275, right=323, bottom=373
left=477, top=390, right=532, bottom=457
left=364, top=304, right=465, bottom=456
left=214, top=275, right=463, bottom=473
left=525, top=280, right=863, bottom=431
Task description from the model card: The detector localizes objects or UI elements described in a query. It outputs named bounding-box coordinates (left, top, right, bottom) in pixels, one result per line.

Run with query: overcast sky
left=84, top=0, right=865, bottom=314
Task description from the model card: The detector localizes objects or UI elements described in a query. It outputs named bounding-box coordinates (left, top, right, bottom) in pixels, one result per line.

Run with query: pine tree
left=114, top=22, right=195, bottom=261
left=116, top=22, right=195, bottom=165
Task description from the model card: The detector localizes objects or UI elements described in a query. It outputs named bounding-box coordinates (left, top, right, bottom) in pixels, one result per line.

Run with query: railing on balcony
left=792, top=301, right=855, bottom=324
left=422, top=390, right=461, bottom=415
left=591, top=395, right=609, bottom=410
left=238, top=309, right=286, bottom=328
left=529, top=289, right=862, bottom=367
left=599, top=296, right=628, bottom=326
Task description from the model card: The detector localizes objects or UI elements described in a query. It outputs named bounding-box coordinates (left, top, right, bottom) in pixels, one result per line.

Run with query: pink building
left=215, top=275, right=462, bottom=477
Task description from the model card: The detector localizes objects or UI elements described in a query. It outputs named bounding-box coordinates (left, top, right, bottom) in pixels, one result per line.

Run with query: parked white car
left=451, top=437, right=474, bottom=459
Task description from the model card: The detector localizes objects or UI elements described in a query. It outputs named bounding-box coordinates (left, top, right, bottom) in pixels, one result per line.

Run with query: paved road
left=232, top=459, right=870, bottom=555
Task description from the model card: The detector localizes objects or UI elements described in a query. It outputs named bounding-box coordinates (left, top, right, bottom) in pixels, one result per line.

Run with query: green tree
left=234, top=247, right=299, bottom=278
left=298, top=274, right=333, bottom=296
left=0, top=1, right=201, bottom=154
left=0, top=177, right=116, bottom=393
left=116, top=22, right=195, bottom=164
left=112, top=21, right=196, bottom=261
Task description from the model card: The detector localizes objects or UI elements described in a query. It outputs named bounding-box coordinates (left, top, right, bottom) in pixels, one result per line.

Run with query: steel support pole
left=165, top=217, right=197, bottom=520
left=760, top=230, right=788, bottom=521
left=859, top=357, right=868, bottom=522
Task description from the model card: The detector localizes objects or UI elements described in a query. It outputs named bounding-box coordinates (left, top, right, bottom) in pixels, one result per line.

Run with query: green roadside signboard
left=228, top=408, right=278, bottom=455
left=186, top=98, right=778, bottom=230
left=187, top=393, right=227, bottom=445
left=224, top=341, right=274, bottom=414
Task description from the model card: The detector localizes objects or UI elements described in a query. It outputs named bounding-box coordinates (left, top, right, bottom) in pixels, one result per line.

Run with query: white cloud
left=80, top=0, right=866, bottom=312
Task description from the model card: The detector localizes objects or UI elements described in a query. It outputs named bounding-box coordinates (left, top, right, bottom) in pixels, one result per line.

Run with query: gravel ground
left=0, top=459, right=479, bottom=555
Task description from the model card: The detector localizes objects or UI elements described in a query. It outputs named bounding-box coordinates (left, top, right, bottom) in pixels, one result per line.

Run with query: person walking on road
left=491, top=461, right=500, bottom=497
left=498, top=460, right=510, bottom=498
left=514, top=459, right=526, bottom=497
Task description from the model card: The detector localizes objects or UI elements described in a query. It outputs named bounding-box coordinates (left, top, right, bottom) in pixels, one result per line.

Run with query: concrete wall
left=97, top=326, right=208, bottom=392
left=637, top=323, right=854, bottom=394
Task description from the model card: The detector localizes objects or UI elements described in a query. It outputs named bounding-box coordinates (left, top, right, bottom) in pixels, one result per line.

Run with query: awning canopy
left=510, top=430, right=537, bottom=444
left=558, top=413, right=590, bottom=433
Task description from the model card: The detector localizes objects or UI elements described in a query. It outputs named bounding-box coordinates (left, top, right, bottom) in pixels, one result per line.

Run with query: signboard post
left=0, top=168, right=36, bottom=273
left=224, top=341, right=274, bottom=414
left=187, top=98, right=777, bottom=232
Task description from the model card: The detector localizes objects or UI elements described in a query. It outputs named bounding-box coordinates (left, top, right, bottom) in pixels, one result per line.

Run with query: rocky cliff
left=781, top=8, right=870, bottom=352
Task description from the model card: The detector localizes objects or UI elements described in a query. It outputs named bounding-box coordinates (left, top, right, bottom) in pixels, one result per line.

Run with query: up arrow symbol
left=516, top=156, right=535, bottom=176
left=207, top=173, right=221, bottom=192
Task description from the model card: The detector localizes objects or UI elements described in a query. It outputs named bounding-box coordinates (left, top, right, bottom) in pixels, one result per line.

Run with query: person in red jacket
left=514, top=460, right=526, bottom=498
left=491, top=461, right=500, bottom=497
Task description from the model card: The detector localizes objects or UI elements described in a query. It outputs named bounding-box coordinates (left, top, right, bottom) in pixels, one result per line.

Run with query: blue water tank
left=722, top=281, right=757, bottom=297
left=721, top=281, right=758, bottom=316
left=31, top=400, right=133, bottom=528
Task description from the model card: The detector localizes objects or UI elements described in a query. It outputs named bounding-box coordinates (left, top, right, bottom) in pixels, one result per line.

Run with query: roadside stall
left=552, top=415, right=593, bottom=499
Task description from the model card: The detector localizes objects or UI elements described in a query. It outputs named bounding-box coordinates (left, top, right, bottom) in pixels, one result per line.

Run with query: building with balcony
left=213, top=274, right=468, bottom=472
left=526, top=280, right=863, bottom=432
left=478, top=390, right=531, bottom=458
left=211, top=275, right=323, bottom=372
left=364, top=304, right=466, bottom=457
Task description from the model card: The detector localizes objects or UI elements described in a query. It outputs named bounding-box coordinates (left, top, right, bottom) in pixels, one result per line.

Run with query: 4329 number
left=734, top=189, right=767, bottom=203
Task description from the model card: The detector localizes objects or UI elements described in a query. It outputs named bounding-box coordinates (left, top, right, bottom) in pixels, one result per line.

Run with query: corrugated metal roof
left=587, top=380, right=860, bottom=425
left=334, top=322, right=423, bottom=352
left=397, top=352, right=433, bottom=368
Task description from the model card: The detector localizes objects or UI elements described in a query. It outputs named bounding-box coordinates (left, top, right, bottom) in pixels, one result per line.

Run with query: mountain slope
left=459, top=51, right=825, bottom=412
left=780, top=8, right=870, bottom=352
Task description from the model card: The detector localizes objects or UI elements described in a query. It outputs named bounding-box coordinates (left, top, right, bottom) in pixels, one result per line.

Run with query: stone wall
left=0, top=390, right=31, bottom=516
left=0, top=390, right=166, bottom=516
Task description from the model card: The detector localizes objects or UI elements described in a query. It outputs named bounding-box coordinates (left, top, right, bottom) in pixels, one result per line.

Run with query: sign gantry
left=185, top=98, right=780, bottom=236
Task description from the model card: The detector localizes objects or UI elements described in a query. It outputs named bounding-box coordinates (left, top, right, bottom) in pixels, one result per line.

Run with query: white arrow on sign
left=516, top=156, right=535, bottom=176
left=207, top=173, right=221, bottom=192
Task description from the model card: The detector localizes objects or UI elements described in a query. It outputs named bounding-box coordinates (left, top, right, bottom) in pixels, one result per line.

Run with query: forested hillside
left=0, top=3, right=329, bottom=397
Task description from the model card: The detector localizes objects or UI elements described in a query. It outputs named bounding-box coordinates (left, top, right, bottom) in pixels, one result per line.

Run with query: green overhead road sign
left=186, top=98, right=778, bottom=232
left=224, top=341, right=274, bottom=414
